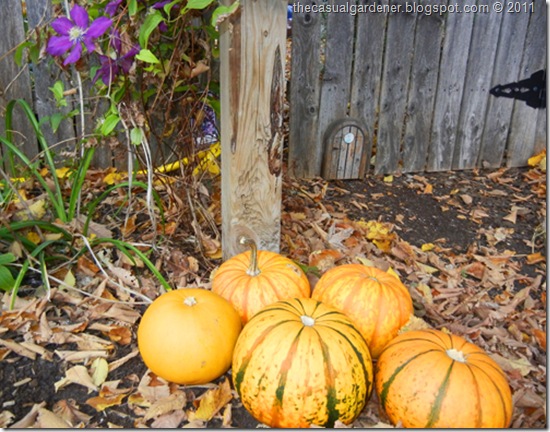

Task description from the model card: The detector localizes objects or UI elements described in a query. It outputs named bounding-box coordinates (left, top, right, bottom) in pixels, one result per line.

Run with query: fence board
left=507, top=1, right=547, bottom=167
left=349, top=0, right=390, bottom=177
left=316, top=0, right=355, bottom=174
left=426, top=0, right=476, bottom=172
left=26, top=0, right=77, bottom=159
left=452, top=0, right=503, bottom=170
left=479, top=7, right=530, bottom=168
left=401, top=0, right=446, bottom=173
left=375, top=4, right=416, bottom=174
left=288, top=0, right=322, bottom=178
left=0, top=0, right=36, bottom=167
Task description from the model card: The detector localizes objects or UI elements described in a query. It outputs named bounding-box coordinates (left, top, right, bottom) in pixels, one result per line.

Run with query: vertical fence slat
left=507, top=1, right=547, bottom=167
left=316, top=0, right=355, bottom=174
left=0, top=0, right=36, bottom=166
left=26, top=0, right=77, bottom=160
left=349, top=0, right=390, bottom=177
left=375, top=1, right=417, bottom=174
left=401, top=0, right=446, bottom=173
left=479, top=8, right=530, bottom=168
left=452, top=0, right=503, bottom=170
left=288, top=0, right=322, bottom=178
left=426, top=1, right=476, bottom=172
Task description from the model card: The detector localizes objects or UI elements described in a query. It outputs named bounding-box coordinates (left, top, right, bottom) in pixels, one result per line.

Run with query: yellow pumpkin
left=212, top=237, right=310, bottom=324
left=375, top=329, right=513, bottom=428
left=312, top=264, right=413, bottom=358
left=232, top=298, right=373, bottom=428
left=137, top=288, right=241, bottom=385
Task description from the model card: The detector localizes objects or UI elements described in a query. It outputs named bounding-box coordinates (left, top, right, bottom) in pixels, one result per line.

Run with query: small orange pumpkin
left=137, top=288, right=241, bottom=385
left=212, top=237, right=310, bottom=324
left=375, top=329, right=513, bottom=428
left=312, top=264, right=413, bottom=358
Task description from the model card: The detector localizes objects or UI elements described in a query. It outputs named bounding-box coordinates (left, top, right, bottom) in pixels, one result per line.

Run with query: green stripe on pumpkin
left=425, top=360, right=454, bottom=427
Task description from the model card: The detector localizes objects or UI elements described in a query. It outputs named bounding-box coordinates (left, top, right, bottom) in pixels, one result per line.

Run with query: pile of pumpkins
left=137, top=237, right=513, bottom=428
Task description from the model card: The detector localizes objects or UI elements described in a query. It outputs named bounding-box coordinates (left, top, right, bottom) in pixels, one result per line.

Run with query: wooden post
left=219, top=0, right=287, bottom=259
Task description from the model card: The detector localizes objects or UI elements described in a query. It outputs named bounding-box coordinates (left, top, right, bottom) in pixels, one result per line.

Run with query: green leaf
left=0, top=265, right=15, bottom=292
left=136, top=49, right=160, bottom=64
left=128, top=0, right=138, bottom=16
left=186, top=0, right=214, bottom=9
left=211, top=1, right=240, bottom=27
left=50, top=112, right=64, bottom=133
left=14, top=42, right=33, bottom=67
left=49, top=81, right=67, bottom=108
left=130, top=127, right=142, bottom=146
left=100, top=114, right=120, bottom=136
left=0, top=253, right=16, bottom=266
left=138, top=11, right=165, bottom=49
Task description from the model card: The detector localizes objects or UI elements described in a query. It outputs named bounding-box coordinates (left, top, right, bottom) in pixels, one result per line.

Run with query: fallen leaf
left=526, top=252, right=545, bottom=265
left=421, top=243, right=435, bottom=252
left=532, top=329, right=546, bottom=350
left=489, top=353, right=536, bottom=377
left=36, top=408, right=71, bottom=428
left=55, top=365, right=97, bottom=393
left=86, top=393, right=127, bottom=411
left=460, top=194, right=473, bottom=205
left=414, top=283, right=433, bottom=304
left=91, top=357, right=109, bottom=387
left=144, top=391, right=187, bottom=421
left=188, top=378, right=233, bottom=421
left=309, top=249, right=343, bottom=272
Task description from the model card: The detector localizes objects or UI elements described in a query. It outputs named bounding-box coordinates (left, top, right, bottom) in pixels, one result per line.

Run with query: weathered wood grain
left=0, top=0, right=36, bottom=169
left=479, top=8, right=530, bottom=168
left=401, top=0, right=446, bottom=173
left=452, top=0, right=503, bottom=170
left=316, top=0, right=355, bottom=174
left=26, top=0, right=77, bottom=161
left=288, top=0, right=322, bottom=178
left=375, top=5, right=417, bottom=174
left=426, top=1, right=476, bottom=172
left=349, top=0, right=389, bottom=177
left=507, top=1, right=547, bottom=167
left=220, top=0, right=287, bottom=258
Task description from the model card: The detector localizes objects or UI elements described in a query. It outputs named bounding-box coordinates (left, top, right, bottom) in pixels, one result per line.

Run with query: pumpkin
left=232, top=297, right=373, bottom=428
left=312, top=264, right=413, bottom=358
left=137, top=288, right=241, bottom=385
left=212, top=237, right=310, bottom=324
left=375, top=329, right=513, bottom=428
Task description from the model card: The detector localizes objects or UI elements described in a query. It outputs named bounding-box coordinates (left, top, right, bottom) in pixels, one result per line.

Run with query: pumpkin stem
left=239, top=237, right=261, bottom=276
left=184, top=296, right=197, bottom=307
left=301, top=315, right=316, bottom=327
left=446, top=348, right=466, bottom=363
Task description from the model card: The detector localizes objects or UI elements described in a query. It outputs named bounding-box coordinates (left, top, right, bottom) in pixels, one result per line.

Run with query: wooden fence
left=288, top=0, right=547, bottom=179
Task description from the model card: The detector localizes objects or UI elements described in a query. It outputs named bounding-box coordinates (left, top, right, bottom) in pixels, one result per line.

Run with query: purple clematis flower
left=47, top=4, right=113, bottom=65
left=93, top=30, right=139, bottom=85
left=105, top=0, right=123, bottom=16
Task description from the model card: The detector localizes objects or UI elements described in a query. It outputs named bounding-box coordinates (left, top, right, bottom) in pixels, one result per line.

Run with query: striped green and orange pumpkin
left=232, top=298, right=373, bottom=428
left=312, top=264, right=413, bottom=358
left=212, top=237, right=310, bottom=324
left=375, top=329, right=513, bottom=428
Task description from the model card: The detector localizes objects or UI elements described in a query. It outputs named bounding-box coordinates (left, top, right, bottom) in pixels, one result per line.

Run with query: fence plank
left=507, top=1, right=547, bottom=167
left=316, top=0, right=355, bottom=174
left=452, top=0, right=503, bottom=170
left=0, top=0, right=36, bottom=168
left=401, top=0, right=446, bottom=173
left=426, top=1, right=476, bottom=172
left=349, top=0, right=390, bottom=177
left=375, top=5, right=417, bottom=174
left=288, top=0, right=322, bottom=178
left=26, top=0, right=77, bottom=160
left=479, top=8, right=530, bottom=168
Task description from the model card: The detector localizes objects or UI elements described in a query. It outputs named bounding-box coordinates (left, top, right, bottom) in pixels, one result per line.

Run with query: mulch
left=0, top=163, right=546, bottom=428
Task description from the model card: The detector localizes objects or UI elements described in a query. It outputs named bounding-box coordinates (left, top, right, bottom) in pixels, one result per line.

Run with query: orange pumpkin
left=312, top=264, right=412, bottom=358
left=212, top=237, right=310, bottom=324
left=232, top=298, right=373, bottom=428
left=137, top=288, right=241, bottom=385
left=375, top=329, right=513, bottom=428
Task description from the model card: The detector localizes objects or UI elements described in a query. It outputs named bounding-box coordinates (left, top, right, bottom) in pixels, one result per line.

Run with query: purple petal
left=46, top=35, right=73, bottom=56
left=152, top=0, right=171, bottom=9
left=109, top=29, right=122, bottom=53
left=105, top=0, right=122, bottom=16
left=70, top=4, right=89, bottom=29
left=83, top=36, right=97, bottom=53
left=51, top=17, right=73, bottom=36
left=87, top=17, right=113, bottom=38
left=63, top=43, right=83, bottom=65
